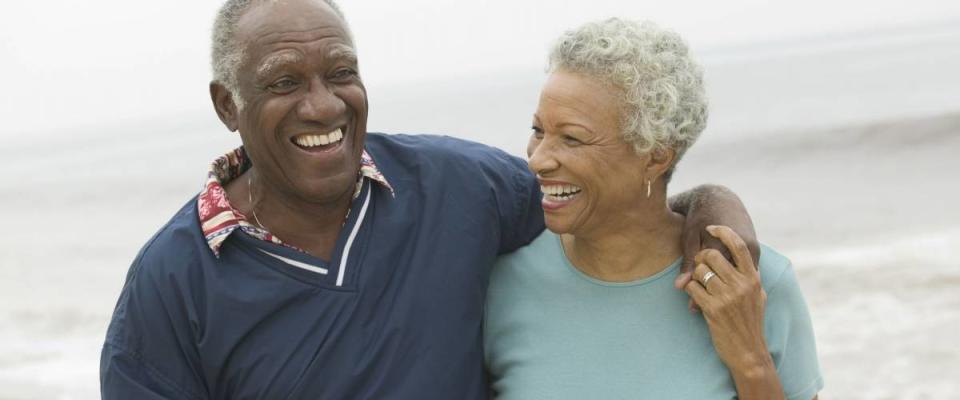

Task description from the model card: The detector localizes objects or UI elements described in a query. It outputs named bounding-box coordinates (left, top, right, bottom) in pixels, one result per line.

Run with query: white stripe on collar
left=337, top=181, right=372, bottom=286
left=259, top=249, right=329, bottom=275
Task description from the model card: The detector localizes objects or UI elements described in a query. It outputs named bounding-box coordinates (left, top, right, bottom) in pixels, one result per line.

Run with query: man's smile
left=291, top=127, right=346, bottom=153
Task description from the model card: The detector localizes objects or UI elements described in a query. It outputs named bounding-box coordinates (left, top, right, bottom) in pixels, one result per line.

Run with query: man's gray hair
left=211, top=0, right=349, bottom=109
left=548, top=18, right=707, bottom=177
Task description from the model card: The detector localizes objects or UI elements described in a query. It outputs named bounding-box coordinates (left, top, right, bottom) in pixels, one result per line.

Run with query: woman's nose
left=527, top=137, right=560, bottom=176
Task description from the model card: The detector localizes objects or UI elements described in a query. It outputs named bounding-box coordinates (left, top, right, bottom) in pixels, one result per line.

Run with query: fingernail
left=675, top=272, right=690, bottom=288
left=705, top=225, right=718, bottom=232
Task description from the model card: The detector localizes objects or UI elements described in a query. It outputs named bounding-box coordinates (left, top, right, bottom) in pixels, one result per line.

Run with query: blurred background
left=1, top=0, right=959, bottom=398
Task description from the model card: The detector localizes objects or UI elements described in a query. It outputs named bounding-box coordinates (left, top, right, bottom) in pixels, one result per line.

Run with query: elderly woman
left=484, top=19, right=822, bottom=399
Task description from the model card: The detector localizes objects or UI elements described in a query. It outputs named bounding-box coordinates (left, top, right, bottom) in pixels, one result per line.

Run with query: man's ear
left=210, top=82, right=240, bottom=132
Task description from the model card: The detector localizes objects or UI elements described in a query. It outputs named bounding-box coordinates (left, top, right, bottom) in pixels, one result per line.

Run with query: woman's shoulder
left=490, top=231, right=565, bottom=283
left=756, top=243, right=798, bottom=294
left=756, top=244, right=824, bottom=398
left=756, top=244, right=815, bottom=322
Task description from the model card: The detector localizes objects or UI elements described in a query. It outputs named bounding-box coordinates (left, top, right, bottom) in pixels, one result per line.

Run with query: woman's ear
left=644, top=147, right=677, bottom=182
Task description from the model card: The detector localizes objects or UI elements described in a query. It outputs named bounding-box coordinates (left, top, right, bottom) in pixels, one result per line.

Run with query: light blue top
left=484, top=231, right=823, bottom=400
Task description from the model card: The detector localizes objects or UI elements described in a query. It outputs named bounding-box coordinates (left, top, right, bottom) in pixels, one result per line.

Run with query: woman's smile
left=539, top=180, right=583, bottom=210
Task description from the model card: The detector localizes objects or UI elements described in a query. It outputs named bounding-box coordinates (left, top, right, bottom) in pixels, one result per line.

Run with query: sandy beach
left=1, top=26, right=959, bottom=399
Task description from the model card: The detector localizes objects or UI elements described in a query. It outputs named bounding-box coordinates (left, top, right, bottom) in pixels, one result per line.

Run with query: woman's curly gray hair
left=211, top=0, right=349, bottom=109
left=549, top=18, right=707, bottom=178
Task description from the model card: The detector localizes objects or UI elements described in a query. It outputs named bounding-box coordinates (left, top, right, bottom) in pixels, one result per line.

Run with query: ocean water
left=1, top=28, right=959, bottom=399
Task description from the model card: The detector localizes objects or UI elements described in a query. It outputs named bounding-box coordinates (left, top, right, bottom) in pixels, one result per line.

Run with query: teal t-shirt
left=484, top=231, right=823, bottom=400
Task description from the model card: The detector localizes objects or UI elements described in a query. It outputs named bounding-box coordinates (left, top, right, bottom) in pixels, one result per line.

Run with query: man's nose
left=296, top=79, right=346, bottom=122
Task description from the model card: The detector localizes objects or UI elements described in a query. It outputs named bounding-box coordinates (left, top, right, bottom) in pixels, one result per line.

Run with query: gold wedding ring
left=702, top=271, right=717, bottom=286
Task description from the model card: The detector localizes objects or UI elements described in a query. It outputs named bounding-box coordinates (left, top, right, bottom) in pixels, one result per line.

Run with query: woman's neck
left=562, top=203, right=685, bottom=282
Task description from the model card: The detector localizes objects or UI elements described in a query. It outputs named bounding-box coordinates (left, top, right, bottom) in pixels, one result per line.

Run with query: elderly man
left=100, top=0, right=758, bottom=398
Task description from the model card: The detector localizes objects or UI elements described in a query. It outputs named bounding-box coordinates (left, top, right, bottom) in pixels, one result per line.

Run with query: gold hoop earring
left=646, top=180, right=652, bottom=198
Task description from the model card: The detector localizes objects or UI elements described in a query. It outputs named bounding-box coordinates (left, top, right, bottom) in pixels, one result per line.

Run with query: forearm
left=669, top=184, right=742, bottom=216
left=730, top=355, right=785, bottom=400
left=670, top=184, right=759, bottom=265
left=667, top=184, right=703, bottom=216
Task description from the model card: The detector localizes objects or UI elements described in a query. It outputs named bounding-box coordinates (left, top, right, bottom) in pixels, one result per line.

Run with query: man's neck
left=561, top=203, right=685, bottom=282
left=227, top=170, right=354, bottom=260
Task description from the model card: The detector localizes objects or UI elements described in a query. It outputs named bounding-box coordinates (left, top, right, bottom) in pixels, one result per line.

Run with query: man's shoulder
left=128, top=197, right=207, bottom=281
left=365, top=132, right=526, bottom=171
left=366, top=132, right=502, bottom=153
left=106, top=196, right=208, bottom=343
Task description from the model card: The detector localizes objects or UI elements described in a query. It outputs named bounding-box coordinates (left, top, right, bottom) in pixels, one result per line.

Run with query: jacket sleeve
left=482, top=149, right=545, bottom=254
left=100, top=244, right=207, bottom=400
left=100, top=343, right=199, bottom=399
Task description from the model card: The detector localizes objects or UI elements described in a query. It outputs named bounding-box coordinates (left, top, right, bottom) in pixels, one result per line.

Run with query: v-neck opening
left=229, top=180, right=375, bottom=290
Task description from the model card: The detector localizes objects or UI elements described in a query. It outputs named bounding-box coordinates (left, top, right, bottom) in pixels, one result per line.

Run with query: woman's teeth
left=541, top=184, right=582, bottom=201
left=294, top=128, right=344, bottom=148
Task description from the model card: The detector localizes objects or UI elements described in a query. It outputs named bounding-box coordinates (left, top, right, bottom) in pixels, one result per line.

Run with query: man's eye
left=332, top=68, right=357, bottom=80
left=268, top=78, right=298, bottom=92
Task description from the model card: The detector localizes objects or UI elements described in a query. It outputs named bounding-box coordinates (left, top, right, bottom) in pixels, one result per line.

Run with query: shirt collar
left=197, top=146, right=393, bottom=257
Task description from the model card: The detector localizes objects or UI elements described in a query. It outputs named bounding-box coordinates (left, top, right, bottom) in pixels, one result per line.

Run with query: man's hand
left=668, top=185, right=760, bottom=310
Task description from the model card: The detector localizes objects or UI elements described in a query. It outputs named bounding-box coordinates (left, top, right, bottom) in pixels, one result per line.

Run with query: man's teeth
left=541, top=184, right=582, bottom=201
left=294, top=128, right=344, bottom=148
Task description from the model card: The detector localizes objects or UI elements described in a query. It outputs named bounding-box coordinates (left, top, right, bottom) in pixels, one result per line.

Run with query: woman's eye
left=531, top=127, right=544, bottom=139
left=562, top=135, right=582, bottom=145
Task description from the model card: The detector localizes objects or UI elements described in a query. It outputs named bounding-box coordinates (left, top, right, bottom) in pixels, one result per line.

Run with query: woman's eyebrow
left=556, top=122, right=594, bottom=134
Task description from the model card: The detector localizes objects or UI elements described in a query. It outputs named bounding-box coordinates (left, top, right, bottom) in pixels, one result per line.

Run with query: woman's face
left=528, top=70, right=652, bottom=237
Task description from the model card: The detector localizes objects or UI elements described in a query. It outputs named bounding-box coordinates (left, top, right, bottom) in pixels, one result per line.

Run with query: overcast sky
left=2, top=0, right=959, bottom=137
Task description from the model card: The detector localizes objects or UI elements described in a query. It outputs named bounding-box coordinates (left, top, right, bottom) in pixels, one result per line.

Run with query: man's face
left=232, top=0, right=367, bottom=205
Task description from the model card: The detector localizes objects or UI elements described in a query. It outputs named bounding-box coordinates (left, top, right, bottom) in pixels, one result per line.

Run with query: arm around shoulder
left=474, top=146, right=545, bottom=254
left=670, top=184, right=759, bottom=287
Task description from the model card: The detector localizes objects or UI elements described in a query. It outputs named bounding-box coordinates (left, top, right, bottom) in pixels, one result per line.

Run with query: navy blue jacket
left=101, top=134, right=544, bottom=399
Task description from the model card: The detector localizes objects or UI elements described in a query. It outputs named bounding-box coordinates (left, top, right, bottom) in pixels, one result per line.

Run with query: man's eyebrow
left=328, top=45, right=358, bottom=64
left=255, top=52, right=305, bottom=79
